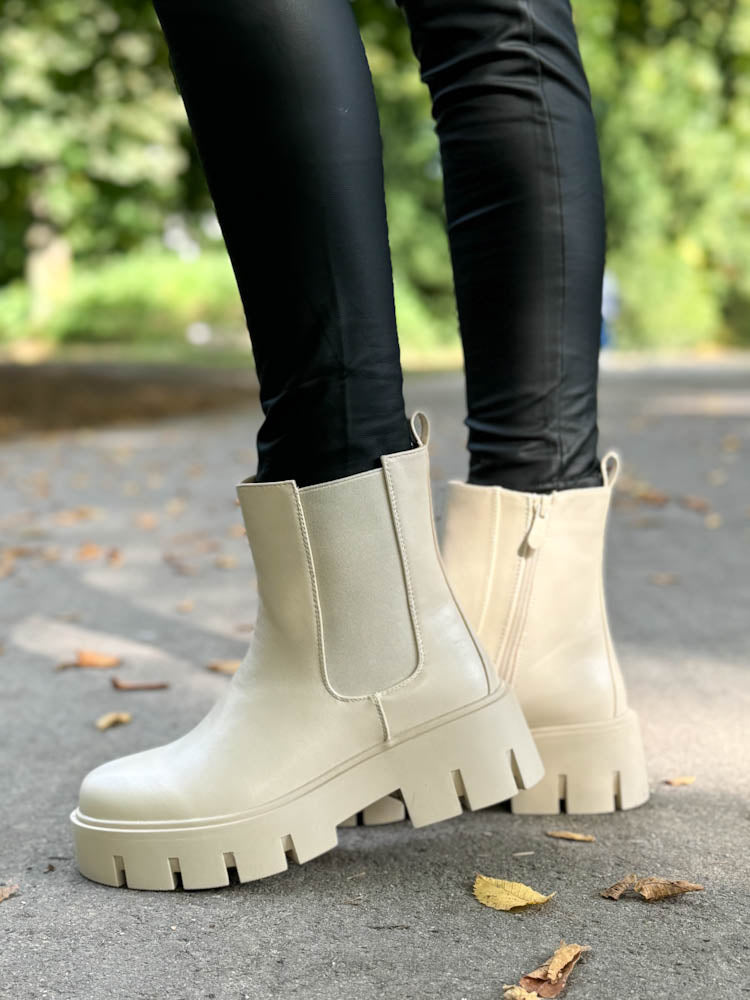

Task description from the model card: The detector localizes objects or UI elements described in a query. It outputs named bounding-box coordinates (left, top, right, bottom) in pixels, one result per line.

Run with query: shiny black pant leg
left=398, top=0, right=606, bottom=491
left=152, top=0, right=411, bottom=487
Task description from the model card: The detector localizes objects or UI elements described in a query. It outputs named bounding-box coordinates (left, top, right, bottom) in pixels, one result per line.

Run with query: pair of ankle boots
left=72, top=412, right=649, bottom=890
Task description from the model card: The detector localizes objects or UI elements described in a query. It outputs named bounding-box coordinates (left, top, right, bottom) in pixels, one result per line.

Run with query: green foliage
left=0, top=249, right=242, bottom=344
left=576, top=0, right=750, bottom=345
left=1, top=0, right=749, bottom=352
left=0, top=0, right=196, bottom=282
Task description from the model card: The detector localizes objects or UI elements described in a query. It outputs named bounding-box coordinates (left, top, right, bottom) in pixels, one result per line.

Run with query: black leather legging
left=152, top=0, right=605, bottom=492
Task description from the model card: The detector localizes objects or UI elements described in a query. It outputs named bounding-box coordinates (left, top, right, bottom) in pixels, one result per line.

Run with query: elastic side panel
left=299, top=471, right=418, bottom=698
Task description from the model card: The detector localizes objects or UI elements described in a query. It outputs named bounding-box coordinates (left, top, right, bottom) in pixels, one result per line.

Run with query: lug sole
left=71, top=687, right=543, bottom=891
left=510, top=708, right=650, bottom=815
left=353, top=708, right=649, bottom=824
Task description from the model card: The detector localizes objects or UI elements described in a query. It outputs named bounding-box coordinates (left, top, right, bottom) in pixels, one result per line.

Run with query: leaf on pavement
left=632, top=876, right=704, bottom=901
left=601, top=872, right=704, bottom=901
left=106, top=547, right=123, bottom=567
left=207, top=659, right=241, bottom=675
left=545, top=831, right=595, bottom=843
left=600, top=873, right=637, bottom=899
left=111, top=677, right=168, bottom=691
left=0, top=885, right=19, bottom=903
left=473, top=875, right=555, bottom=911
left=678, top=495, right=711, bottom=514
left=649, top=572, right=679, bottom=586
left=95, top=711, right=132, bottom=731
left=57, top=649, right=123, bottom=670
left=518, top=942, right=591, bottom=998
left=214, top=554, right=237, bottom=569
left=504, top=987, right=539, bottom=1000
left=136, top=512, right=158, bottom=531
left=663, top=775, right=696, bottom=786
left=76, top=542, right=104, bottom=562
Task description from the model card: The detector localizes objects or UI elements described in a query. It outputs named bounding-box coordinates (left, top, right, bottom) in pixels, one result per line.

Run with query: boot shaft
left=236, top=412, right=496, bottom=720
left=440, top=454, right=626, bottom=728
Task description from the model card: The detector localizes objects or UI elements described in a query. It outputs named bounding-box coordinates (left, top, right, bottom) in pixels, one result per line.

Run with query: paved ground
left=1, top=364, right=749, bottom=999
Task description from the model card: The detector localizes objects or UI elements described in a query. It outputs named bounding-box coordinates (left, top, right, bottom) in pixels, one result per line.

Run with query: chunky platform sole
left=350, top=708, right=649, bottom=823
left=510, top=709, right=649, bottom=815
left=71, top=687, right=543, bottom=891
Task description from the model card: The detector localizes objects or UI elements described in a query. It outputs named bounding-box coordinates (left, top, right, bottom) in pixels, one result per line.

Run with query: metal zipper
left=498, top=493, right=552, bottom=683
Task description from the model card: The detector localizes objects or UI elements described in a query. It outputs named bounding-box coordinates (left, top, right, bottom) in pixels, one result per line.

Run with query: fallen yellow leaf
left=0, top=885, right=19, bottom=903
left=57, top=649, right=122, bottom=671
left=214, top=554, right=238, bottom=569
left=207, top=659, right=241, bottom=675
left=473, top=875, right=555, bottom=912
left=519, top=942, right=590, bottom=998
left=545, top=831, right=595, bottom=843
left=504, top=988, right=539, bottom=1000
left=95, top=711, right=132, bottom=731
left=663, top=775, right=696, bottom=786
left=76, top=542, right=103, bottom=562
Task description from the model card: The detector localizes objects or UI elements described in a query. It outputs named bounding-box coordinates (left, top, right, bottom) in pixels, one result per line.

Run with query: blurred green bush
left=0, top=0, right=749, bottom=355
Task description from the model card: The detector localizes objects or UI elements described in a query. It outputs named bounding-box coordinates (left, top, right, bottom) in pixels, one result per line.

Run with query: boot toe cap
left=78, top=749, right=189, bottom=823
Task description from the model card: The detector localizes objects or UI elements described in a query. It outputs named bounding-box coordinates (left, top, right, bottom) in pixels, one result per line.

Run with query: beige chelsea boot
left=71, top=411, right=543, bottom=890
left=439, top=452, right=650, bottom=815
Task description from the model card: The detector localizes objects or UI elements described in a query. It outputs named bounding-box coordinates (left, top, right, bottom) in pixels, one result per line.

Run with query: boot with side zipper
left=438, top=451, right=649, bottom=814
left=71, top=411, right=543, bottom=889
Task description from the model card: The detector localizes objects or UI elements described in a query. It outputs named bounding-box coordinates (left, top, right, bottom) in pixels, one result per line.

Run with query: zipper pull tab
left=526, top=495, right=552, bottom=551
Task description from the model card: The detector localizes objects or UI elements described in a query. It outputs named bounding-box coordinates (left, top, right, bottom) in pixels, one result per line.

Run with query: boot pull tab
left=410, top=410, right=430, bottom=448
left=601, top=450, right=621, bottom=488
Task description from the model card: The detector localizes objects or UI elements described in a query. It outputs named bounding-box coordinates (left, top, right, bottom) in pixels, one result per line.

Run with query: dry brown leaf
left=214, top=554, right=238, bottom=569
left=705, top=512, right=723, bottom=530
left=106, top=547, right=123, bottom=567
left=504, top=988, right=539, bottom=1000
left=473, top=875, right=555, bottom=912
left=0, top=550, right=15, bottom=579
left=57, top=649, right=122, bottom=671
left=136, top=512, right=158, bottom=531
left=165, top=497, right=186, bottom=516
left=519, top=942, right=591, bottom=998
left=678, top=495, right=711, bottom=514
left=649, top=572, right=679, bottom=586
left=664, top=775, right=696, bottom=786
left=228, top=523, right=246, bottom=538
left=76, top=542, right=103, bottom=562
left=600, top=873, right=638, bottom=900
left=545, top=830, right=596, bottom=843
left=55, top=506, right=95, bottom=525
left=632, top=876, right=704, bottom=901
left=0, top=885, right=19, bottom=903
left=95, top=711, right=132, bottom=731
left=207, top=659, right=241, bottom=675
left=601, top=872, right=704, bottom=901
left=163, top=552, right=197, bottom=576
left=111, top=677, right=169, bottom=692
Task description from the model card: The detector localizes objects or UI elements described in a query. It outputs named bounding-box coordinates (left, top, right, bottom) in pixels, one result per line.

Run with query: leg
left=152, top=0, right=412, bottom=486
left=398, top=0, right=605, bottom=491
